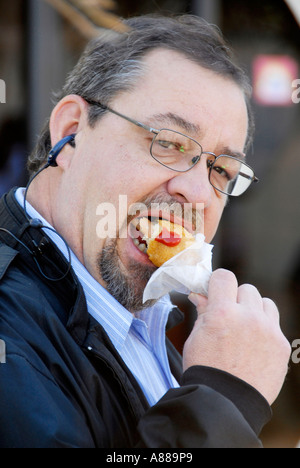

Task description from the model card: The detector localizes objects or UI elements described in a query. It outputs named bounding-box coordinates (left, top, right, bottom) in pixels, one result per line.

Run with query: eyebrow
left=220, top=146, right=246, bottom=161
left=150, top=112, right=201, bottom=136
left=149, top=113, right=246, bottom=160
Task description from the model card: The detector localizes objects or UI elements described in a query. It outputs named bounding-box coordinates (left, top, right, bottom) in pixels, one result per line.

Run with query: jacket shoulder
left=0, top=243, right=19, bottom=281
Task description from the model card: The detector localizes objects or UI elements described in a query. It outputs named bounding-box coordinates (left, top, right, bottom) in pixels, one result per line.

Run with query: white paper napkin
left=143, top=233, right=213, bottom=302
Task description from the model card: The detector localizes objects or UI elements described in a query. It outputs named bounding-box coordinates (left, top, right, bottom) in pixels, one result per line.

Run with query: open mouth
left=129, top=214, right=194, bottom=252
left=128, top=213, right=196, bottom=268
left=129, top=216, right=161, bottom=254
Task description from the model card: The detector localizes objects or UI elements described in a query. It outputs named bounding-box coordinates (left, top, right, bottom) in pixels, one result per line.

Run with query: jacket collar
left=0, top=188, right=90, bottom=342
left=0, top=188, right=73, bottom=279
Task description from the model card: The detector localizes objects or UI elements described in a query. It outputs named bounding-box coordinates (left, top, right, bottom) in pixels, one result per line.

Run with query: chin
left=97, top=238, right=156, bottom=313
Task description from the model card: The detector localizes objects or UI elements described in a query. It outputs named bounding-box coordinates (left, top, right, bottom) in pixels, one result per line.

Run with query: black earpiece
left=48, top=134, right=76, bottom=167
left=0, top=134, right=77, bottom=282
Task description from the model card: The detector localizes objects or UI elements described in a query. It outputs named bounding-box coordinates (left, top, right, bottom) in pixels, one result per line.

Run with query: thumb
left=188, top=292, right=208, bottom=315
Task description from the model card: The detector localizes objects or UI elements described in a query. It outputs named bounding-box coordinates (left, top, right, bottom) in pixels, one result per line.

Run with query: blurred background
left=0, top=0, right=299, bottom=448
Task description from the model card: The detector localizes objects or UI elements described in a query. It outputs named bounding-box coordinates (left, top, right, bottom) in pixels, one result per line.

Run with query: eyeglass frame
left=84, top=98, right=259, bottom=196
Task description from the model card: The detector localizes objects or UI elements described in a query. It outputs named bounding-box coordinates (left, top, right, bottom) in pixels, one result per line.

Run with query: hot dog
left=135, top=217, right=195, bottom=267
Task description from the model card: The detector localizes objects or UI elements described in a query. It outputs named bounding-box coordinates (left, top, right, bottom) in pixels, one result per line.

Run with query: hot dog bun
left=137, top=217, right=195, bottom=267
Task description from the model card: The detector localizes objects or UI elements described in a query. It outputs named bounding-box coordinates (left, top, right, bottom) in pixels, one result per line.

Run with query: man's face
left=57, top=49, right=249, bottom=312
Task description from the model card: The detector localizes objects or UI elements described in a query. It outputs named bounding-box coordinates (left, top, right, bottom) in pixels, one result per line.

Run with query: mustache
left=123, top=193, right=204, bottom=237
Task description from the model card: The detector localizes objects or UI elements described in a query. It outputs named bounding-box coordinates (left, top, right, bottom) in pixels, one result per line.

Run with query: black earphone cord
left=0, top=135, right=76, bottom=282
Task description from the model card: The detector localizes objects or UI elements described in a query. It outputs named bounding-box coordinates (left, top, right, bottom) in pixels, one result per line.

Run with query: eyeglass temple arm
left=240, top=172, right=259, bottom=183
left=84, top=98, right=159, bottom=135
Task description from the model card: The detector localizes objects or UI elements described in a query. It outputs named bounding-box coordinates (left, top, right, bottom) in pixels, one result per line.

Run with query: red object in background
left=252, top=55, right=299, bottom=106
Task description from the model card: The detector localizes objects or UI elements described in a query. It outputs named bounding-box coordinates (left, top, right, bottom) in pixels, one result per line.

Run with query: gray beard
left=98, top=238, right=157, bottom=313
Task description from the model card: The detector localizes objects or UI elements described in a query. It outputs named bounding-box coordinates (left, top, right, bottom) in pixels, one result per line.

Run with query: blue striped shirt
left=15, top=188, right=179, bottom=406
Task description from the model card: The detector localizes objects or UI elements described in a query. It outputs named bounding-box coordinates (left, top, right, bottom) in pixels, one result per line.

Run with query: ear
left=49, top=95, right=89, bottom=168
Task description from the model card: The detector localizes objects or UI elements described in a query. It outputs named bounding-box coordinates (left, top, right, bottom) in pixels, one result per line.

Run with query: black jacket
left=0, top=188, right=271, bottom=448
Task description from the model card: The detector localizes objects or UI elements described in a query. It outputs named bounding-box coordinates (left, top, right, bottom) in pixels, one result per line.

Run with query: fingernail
left=188, top=293, right=198, bottom=305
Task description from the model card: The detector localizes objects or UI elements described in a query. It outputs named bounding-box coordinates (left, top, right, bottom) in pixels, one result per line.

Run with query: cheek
left=203, top=203, right=225, bottom=242
left=111, top=152, right=167, bottom=201
left=100, top=143, right=155, bottom=191
left=90, top=168, right=164, bottom=238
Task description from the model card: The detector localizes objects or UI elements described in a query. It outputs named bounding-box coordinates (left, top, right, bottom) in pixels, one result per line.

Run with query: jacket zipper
left=84, top=345, right=146, bottom=422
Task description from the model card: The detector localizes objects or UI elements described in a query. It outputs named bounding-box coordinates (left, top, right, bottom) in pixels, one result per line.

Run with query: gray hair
left=27, top=14, right=254, bottom=175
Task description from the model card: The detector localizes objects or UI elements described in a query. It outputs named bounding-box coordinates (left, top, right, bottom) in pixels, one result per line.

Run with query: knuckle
left=262, top=297, right=281, bottom=321
left=214, top=268, right=237, bottom=282
left=239, top=283, right=259, bottom=294
left=283, top=337, right=292, bottom=356
left=274, top=332, right=292, bottom=360
left=263, top=297, right=278, bottom=309
left=241, top=282, right=256, bottom=290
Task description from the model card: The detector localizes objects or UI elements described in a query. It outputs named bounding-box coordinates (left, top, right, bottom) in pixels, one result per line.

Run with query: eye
left=157, top=139, right=175, bottom=149
left=213, top=164, right=231, bottom=179
left=157, top=139, right=185, bottom=152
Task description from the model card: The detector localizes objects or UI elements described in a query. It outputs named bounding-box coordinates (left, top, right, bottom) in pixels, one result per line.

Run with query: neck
left=26, top=168, right=57, bottom=228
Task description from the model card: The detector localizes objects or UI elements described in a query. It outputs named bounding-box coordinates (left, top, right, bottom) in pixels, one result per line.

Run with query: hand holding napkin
left=143, top=233, right=213, bottom=302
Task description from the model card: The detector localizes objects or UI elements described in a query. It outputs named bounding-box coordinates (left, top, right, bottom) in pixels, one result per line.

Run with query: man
left=0, top=15, right=291, bottom=448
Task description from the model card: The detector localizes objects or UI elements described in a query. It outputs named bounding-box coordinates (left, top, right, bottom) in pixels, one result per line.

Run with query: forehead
left=113, top=48, right=249, bottom=150
left=131, top=48, right=245, bottom=103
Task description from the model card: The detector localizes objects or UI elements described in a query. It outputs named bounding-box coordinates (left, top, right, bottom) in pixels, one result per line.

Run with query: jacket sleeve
left=136, top=366, right=272, bottom=448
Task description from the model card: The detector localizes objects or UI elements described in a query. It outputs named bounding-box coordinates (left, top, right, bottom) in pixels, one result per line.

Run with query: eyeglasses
left=85, top=98, right=259, bottom=197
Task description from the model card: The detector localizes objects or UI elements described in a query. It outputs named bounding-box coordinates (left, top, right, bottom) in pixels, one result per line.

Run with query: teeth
left=132, top=235, right=148, bottom=254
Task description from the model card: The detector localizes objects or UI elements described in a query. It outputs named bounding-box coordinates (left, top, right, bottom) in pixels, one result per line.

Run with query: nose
left=166, top=157, right=214, bottom=208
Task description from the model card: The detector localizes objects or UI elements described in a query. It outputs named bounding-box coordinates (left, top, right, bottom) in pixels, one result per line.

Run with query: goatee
left=98, top=239, right=156, bottom=313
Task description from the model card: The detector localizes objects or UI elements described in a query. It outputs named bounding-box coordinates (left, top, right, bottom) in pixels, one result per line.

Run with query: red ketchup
left=155, top=227, right=181, bottom=247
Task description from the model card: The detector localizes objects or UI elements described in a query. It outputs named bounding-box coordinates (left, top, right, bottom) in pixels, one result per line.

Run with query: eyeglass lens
left=209, top=155, right=254, bottom=197
left=151, top=129, right=201, bottom=171
left=151, top=130, right=254, bottom=196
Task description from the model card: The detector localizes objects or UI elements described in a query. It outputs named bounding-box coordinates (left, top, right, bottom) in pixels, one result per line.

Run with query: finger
left=188, top=293, right=208, bottom=316
left=207, top=269, right=238, bottom=305
left=237, top=283, right=263, bottom=309
left=262, top=297, right=280, bottom=322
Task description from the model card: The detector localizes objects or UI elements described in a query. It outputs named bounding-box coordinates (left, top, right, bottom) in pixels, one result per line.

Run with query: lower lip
left=127, top=226, right=154, bottom=266
left=128, top=232, right=153, bottom=265
left=133, top=239, right=153, bottom=264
